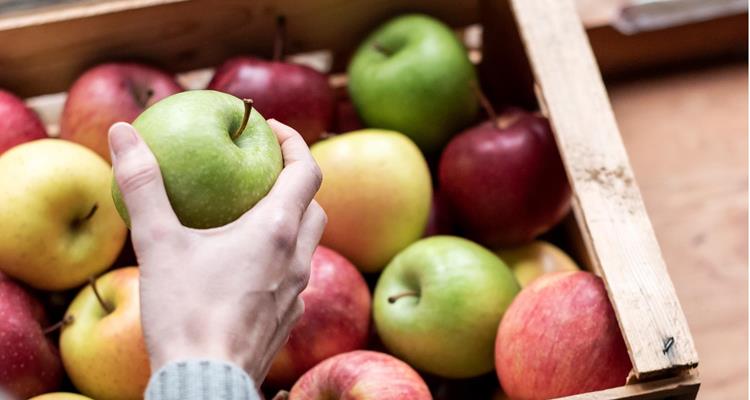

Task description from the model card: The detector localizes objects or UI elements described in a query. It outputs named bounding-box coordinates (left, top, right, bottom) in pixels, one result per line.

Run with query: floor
left=608, top=62, right=748, bottom=399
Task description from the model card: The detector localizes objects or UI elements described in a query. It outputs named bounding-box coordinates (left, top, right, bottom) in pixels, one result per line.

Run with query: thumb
left=109, top=122, right=180, bottom=236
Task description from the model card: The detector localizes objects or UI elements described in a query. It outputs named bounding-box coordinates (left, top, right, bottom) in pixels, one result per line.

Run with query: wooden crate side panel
left=506, top=0, right=699, bottom=378
left=0, top=0, right=479, bottom=97
left=558, top=372, right=700, bottom=400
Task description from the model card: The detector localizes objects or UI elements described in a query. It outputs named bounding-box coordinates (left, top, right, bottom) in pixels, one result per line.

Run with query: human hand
left=108, top=119, right=326, bottom=385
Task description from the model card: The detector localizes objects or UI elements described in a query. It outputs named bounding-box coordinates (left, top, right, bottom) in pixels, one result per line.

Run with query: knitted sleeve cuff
left=145, top=359, right=259, bottom=400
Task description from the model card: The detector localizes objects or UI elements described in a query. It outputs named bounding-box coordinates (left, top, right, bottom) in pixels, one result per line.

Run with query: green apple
left=312, top=130, right=432, bottom=272
left=347, top=14, right=478, bottom=153
left=112, top=90, right=283, bottom=228
left=373, top=236, right=520, bottom=378
left=60, top=267, right=149, bottom=400
left=0, top=139, right=127, bottom=290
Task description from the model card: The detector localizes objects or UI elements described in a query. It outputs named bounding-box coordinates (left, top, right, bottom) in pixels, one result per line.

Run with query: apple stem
left=387, top=291, right=419, bottom=304
left=372, top=41, right=392, bottom=56
left=88, top=276, right=114, bottom=314
left=231, top=99, right=254, bottom=140
left=82, top=203, right=98, bottom=221
left=271, top=390, right=290, bottom=400
left=473, top=83, right=500, bottom=130
left=273, top=15, right=287, bottom=61
left=42, top=315, right=74, bottom=335
left=495, top=111, right=524, bottom=130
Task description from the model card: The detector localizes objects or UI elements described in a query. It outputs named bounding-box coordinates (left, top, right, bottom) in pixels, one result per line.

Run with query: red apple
left=289, top=350, right=431, bottom=400
left=0, top=90, right=47, bottom=154
left=207, top=18, right=335, bottom=145
left=423, top=191, right=454, bottom=237
left=266, top=246, right=371, bottom=388
left=438, top=108, right=571, bottom=247
left=495, top=271, right=632, bottom=399
left=0, top=275, right=63, bottom=398
left=332, top=99, right=364, bottom=133
left=59, top=62, right=183, bottom=162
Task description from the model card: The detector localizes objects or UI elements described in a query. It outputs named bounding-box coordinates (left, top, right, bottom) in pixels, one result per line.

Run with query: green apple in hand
left=348, top=14, right=478, bottom=153
left=0, top=139, right=127, bottom=290
left=373, top=236, right=520, bottom=378
left=113, top=90, right=283, bottom=228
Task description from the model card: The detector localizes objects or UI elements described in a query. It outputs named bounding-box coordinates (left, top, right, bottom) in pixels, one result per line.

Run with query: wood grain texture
left=559, top=370, right=700, bottom=400
left=610, top=62, right=748, bottom=400
left=0, top=0, right=479, bottom=97
left=508, top=0, right=699, bottom=378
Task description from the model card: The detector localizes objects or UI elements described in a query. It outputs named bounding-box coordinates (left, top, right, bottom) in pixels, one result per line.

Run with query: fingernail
left=109, top=122, right=138, bottom=160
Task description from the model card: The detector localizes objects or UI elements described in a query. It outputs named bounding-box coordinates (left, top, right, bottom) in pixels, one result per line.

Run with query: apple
left=59, top=62, right=182, bottom=163
left=208, top=17, right=335, bottom=145
left=311, top=130, right=431, bottom=272
left=332, top=99, right=364, bottom=133
left=439, top=108, right=571, bottom=248
left=423, top=191, right=454, bottom=237
left=347, top=14, right=478, bottom=153
left=28, top=394, right=93, bottom=400
left=496, top=271, right=632, bottom=399
left=0, top=139, right=127, bottom=290
left=0, top=276, right=63, bottom=398
left=373, top=236, right=520, bottom=378
left=496, top=240, right=580, bottom=287
left=289, top=350, right=431, bottom=400
left=60, top=267, right=150, bottom=400
left=266, top=246, right=371, bottom=388
left=112, top=90, right=283, bottom=229
left=0, top=89, right=47, bottom=154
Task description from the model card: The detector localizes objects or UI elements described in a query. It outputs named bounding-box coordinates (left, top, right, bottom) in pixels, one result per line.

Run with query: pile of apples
left=0, top=14, right=634, bottom=400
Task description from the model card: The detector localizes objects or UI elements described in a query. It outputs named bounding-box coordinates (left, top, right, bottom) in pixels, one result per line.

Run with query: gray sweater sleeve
left=145, top=359, right=261, bottom=400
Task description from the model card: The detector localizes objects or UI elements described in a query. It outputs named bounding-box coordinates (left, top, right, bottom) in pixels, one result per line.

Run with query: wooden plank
left=0, top=0, right=479, bottom=97
left=558, top=371, right=700, bottom=400
left=590, top=12, right=747, bottom=79
left=507, top=0, right=699, bottom=379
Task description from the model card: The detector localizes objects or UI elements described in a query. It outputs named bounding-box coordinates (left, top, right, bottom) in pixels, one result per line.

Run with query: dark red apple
left=423, top=191, right=454, bottom=237
left=332, top=98, right=364, bottom=133
left=438, top=108, right=571, bottom=247
left=0, top=275, right=63, bottom=398
left=289, top=350, right=431, bottom=400
left=266, top=246, right=371, bottom=388
left=207, top=18, right=335, bottom=145
left=495, top=271, right=632, bottom=399
left=59, top=62, right=183, bottom=162
left=0, top=90, right=47, bottom=154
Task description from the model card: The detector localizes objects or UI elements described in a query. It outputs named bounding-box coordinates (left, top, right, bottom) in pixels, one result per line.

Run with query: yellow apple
left=0, top=139, right=127, bottom=290
left=311, top=130, right=432, bottom=272
left=496, top=240, right=580, bottom=287
left=60, top=267, right=150, bottom=400
left=29, top=393, right=93, bottom=400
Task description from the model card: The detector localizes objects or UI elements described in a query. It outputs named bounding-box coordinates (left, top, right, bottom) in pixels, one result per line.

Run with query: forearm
left=145, top=359, right=260, bottom=400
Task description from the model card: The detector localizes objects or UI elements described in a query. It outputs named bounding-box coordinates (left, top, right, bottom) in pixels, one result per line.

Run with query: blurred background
left=0, top=0, right=746, bottom=398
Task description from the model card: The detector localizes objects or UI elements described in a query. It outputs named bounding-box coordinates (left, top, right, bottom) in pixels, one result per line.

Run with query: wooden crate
left=0, top=0, right=700, bottom=398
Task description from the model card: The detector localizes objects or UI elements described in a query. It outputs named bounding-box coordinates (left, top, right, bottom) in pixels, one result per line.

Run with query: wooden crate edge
left=506, top=0, right=699, bottom=378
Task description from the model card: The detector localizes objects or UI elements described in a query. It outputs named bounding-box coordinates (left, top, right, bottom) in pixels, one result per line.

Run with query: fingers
left=109, top=122, right=180, bottom=236
left=295, top=201, right=327, bottom=266
left=258, top=120, right=322, bottom=222
left=258, top=297, right=305, bottom=382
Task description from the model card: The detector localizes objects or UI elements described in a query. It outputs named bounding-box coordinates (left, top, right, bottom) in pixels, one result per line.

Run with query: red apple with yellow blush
left=0, top=90, right=47, bottom=154
left=289, top=350, right=431, bottom=400
left=495, top=271, right=632, bottom=399
left=265, top=246, right=371, bottom=388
